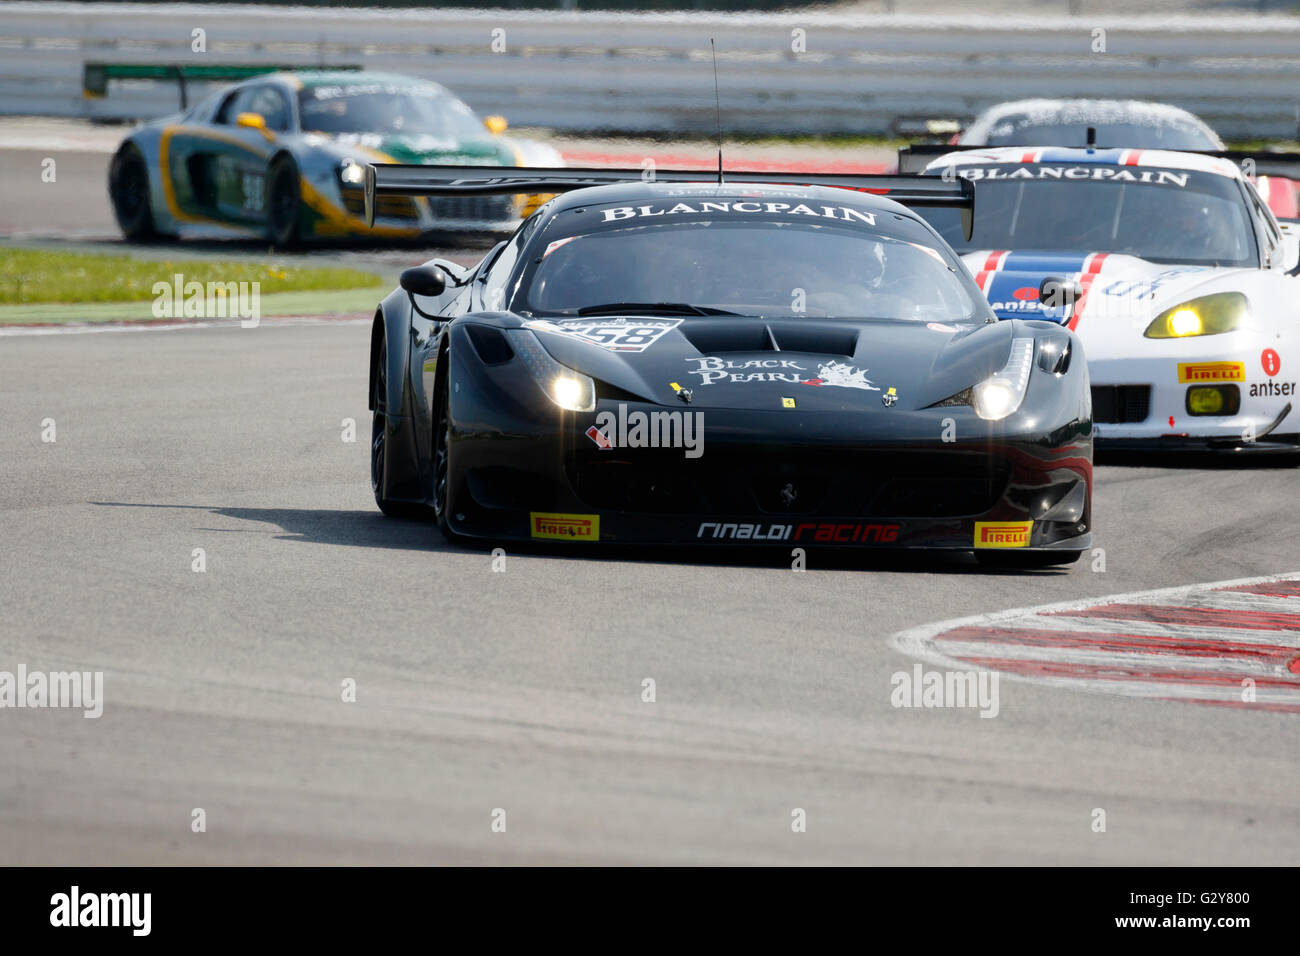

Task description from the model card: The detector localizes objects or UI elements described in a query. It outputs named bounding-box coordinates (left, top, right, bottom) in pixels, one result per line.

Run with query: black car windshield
left=517, top=213, right=983, bottom=322
left=983, top=121, right=1218, bottom=150
left=919, top=167, right=1257, bottom=267
left=298, top=82, right=485, bottom=138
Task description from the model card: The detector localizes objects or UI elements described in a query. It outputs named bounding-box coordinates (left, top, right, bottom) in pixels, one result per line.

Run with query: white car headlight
left=1143, top=292, right=1246, bottom=338
left=504, top=330, right=596, bottom=412
left=972, top=337, right=1034, bottom=421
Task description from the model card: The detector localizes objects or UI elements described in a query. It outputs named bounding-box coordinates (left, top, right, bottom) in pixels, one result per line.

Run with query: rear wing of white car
left=364, top=163, right=977, bottom=239
left=898, top=143, right=1300, bottom=180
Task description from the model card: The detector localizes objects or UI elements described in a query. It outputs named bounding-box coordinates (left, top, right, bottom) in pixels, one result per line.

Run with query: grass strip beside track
left=0, top=248, right=386, bottom=320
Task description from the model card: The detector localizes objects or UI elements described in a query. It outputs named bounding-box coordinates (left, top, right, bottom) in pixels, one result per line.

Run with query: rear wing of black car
left=83, top=62, right=362, bottom=110
left=364, top=163, right=977, bottom=238
left=898, top=143, right=1300, bottom=180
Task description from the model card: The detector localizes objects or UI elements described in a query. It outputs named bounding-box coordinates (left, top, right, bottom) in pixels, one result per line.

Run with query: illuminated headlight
left=338, top=159, right=366, bottom=186
left=972, top=337, right=1034, bottom=421
left=1144, top=292, right=1246, bottom=338
left=504, top=330, right=596, bottom=412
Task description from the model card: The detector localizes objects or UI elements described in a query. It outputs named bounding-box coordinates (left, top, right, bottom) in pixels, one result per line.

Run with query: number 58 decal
left=523, top=317, right=683, bottom=352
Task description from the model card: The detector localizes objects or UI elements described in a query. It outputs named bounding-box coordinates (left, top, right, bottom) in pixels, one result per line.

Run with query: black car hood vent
left=680, top=321, right=858, bottom=359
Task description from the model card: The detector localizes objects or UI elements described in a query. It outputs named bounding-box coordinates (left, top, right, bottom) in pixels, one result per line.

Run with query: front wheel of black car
left=108, top=144, right=156, bottom=241
left=976, top=550, right=1084, bottom=570
left=430, top=356, right=461, bottom=543
left=266, top=156, right=303, bottom=249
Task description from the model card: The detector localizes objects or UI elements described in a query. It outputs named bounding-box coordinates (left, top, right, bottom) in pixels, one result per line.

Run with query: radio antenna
left=711, top=38, right=723, bottom=184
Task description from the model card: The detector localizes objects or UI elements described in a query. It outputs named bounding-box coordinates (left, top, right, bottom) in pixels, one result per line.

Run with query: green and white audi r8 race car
left=106, top=69, right=561, bottom=246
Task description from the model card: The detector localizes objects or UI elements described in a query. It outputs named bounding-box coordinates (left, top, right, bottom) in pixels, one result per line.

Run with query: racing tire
left=976, top=550, right=1084, bottom=570
left=430, top=352, right=463, bottom=544
left=266, top=155, right=304, bottom=249
left=371, top=334, right=427, bottom=519
left=108, top=144, right=157, bottom=241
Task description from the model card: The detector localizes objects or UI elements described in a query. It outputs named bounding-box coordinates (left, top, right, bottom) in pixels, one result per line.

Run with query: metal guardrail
left=2, top=2, right=1299, bottom=137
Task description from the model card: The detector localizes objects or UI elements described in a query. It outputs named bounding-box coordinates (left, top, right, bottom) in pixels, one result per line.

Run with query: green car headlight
left=1144, top=292, right=1247, bottom=339
left=338, top=158, right=366, bottom=186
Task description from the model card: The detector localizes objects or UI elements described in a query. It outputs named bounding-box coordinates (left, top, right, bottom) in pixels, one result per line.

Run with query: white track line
left=0, top=315, right=370, bottom=336
left=1171, top=592, right=1300, bottom=615
left=986, top=613, right=1300, bottom=648
left=933, top=640, right=1286, bottom=679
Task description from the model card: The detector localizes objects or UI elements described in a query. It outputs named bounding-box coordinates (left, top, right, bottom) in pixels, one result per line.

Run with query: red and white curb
left=890, top=572, right=1300, bottom=712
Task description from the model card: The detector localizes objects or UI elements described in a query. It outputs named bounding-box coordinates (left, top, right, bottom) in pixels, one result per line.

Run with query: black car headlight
left=972, top=337, right=1035, bottom=421
left=504, top=330, right=596, bottom=412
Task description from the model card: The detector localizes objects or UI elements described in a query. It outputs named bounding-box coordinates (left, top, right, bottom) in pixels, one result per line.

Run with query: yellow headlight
left=1168, top=309, right=1201, bottom=336
left=1145, top=293, right=1246, bottom=338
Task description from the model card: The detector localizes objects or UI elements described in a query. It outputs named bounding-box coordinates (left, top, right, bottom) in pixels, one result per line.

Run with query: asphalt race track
left=4, top=319, right=1299, bottom=865
left=2, top=136, right=1299, bottom=865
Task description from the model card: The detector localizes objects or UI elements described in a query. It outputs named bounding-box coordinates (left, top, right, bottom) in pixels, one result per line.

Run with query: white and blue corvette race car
left=917, top=146, right=1300, bottom=454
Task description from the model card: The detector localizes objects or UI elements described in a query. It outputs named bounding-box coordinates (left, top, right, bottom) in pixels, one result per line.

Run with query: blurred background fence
left=2, top=1, right=1298, bottom=137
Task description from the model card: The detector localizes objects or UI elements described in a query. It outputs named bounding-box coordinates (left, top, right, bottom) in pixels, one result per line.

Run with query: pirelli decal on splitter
left=1178, top=362, right=1245, bottom=383
left=974, top=521, right=1034, bottom=549
left=530, top=512, right=599, bottom=542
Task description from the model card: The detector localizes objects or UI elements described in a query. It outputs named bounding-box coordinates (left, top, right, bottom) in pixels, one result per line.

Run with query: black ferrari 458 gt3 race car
left=365, top=164, right=1093, bottom=566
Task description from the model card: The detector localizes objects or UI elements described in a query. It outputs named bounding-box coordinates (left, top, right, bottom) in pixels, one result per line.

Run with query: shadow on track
left=90, top=500, right=1073, bottom=576
left=91, top=501, right=451, bottom=554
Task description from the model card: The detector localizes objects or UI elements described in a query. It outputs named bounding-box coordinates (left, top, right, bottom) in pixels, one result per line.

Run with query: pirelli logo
left=974, top=521, right=1034, bottom=549
left=530, top=512, right=599, bottom=542
left=1178, top=362, right=1245, bottom=383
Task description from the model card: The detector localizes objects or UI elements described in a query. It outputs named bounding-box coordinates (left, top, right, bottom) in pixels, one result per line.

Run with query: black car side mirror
left=400, top=266, right=447, bottom=298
